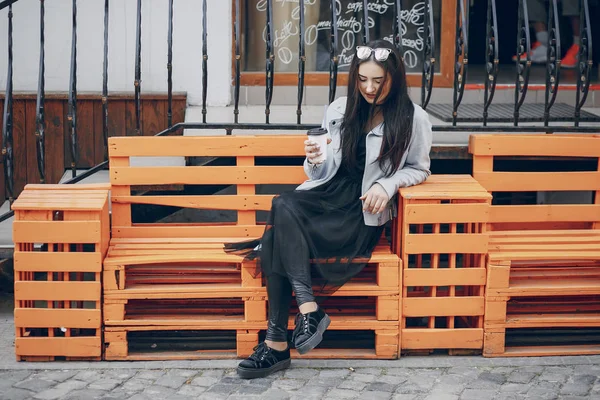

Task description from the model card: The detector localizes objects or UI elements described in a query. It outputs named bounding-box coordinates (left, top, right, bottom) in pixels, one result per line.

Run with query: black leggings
left=264, top=200, right=316, bottom=343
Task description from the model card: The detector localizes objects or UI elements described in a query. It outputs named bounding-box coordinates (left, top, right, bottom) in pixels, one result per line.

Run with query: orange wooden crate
left=398, top=175, right=491, bottom=354
left=11, top=184, right=110, bottom=361
left=470, top=134, right=600, bottom=357
left=104, top=136, right=401, bottom=360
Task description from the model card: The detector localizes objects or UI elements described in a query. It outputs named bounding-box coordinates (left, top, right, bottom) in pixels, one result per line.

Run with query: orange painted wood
left=401, top=328, right=483, bottom=349
left=108, top=135, right=306, bottom=157
left=113, top=195, right=276, bottom=211
left=14, top=252, right=102, bottom=272
left=24, top=183, right=111, bottom=191
left=469, top=134, right=600, bottom=157
left=403, top=268, right=486, bottom=286
left=489, top=250, right=600, bottom=262
left=486, top=344, right=600, bottom=358
left=402, top=297, right=485, bottom=317
left=16, top=337, right=101, bottom=357
left=404, top=233, right=489, bottom=254
left=505, top=313, right=600, bottom=328
left=111, top=166, right=306, bottom=185
left=14, top=309, right=101, bottom=329
left=111, top=225, right=267, bottom=239
left=404, top=203, right=489, bottom=224
left=15, top=281, right=101, bottom=301
left=489, top=205, right=600, bottom=224
left=13, top=221, right=101, bottom=243
left=377, top=296, right=400, bottom=321
left=475, top=171, right=600, bottom=192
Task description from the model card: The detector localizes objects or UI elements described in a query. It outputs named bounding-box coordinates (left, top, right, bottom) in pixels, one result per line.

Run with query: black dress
left=225, top=135, right=385, bottom=293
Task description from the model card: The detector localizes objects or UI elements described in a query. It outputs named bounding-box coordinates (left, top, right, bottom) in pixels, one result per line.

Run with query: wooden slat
left=490, top=204, right=600, bottom=223
left=505, top=313, right=600, bottom=328
left=13, top=221, right=101, bottom=243
left=491, top=243, right=600, bottom=252
left=401, top=328, right=483, bottom=349
left=490, top=251, right=600, bottom=262
left=14, top=251, right=102, bottom=272
left=23, top=183, right=111, bottom=191
left=109, top=136, right=307, bottom=157
left=404, top=233, right=489, bottom=254
left=12, top=100, right=27, bottom=196
left=15, top=308, right=101, bottom=329
left=403, top=268, right=486, bottom=286
left=70, top=100, right=95, bottom=168
left=142, top=100, right=165, bottom=136
left=112, top=225, right=266, bottom=239
left=15, top=337, right=100, bottom=357
left=474, top=171, right=600, bottom=192
left=46, top=101, right=66, bottom=184
left=490, top=229, right=600, bottom=238
left=113, top=195, right=275, bottom=211
left=15, top=281, right=100, bottom=301
left=111, top=166, right=306, bottom=185
left=469, top=134, right=600, bottom=157
left=405, top=203, right=489, bottom=223
left=403, top=297, right=484, bottom=317
left=499, top=345, right=600, bottom=357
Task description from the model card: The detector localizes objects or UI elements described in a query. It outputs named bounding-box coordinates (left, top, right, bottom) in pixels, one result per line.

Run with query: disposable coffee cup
left=307, top=127, right=328, bottom=164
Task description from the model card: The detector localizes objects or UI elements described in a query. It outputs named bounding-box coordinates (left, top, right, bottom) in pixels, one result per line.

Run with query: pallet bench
left=470, top=134, right=600, bottom=357
left=103, top=135, right=401, bottom=360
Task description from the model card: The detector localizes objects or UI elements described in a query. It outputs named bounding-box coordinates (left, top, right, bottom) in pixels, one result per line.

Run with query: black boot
left=292, top=307, right=331, bottom=355
left=237, top=342, right=291, bottom=379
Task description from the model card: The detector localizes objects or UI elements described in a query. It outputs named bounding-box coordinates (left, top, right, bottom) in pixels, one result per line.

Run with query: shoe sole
left=237, top=358, right=291, bottom=379
left=295, top=313, right=331, bottom=355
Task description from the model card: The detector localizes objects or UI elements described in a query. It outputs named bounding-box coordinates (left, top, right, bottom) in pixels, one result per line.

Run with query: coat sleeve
left=303, top=99, right=344, bottom=180
left=374, top=108, right=433, bottom=199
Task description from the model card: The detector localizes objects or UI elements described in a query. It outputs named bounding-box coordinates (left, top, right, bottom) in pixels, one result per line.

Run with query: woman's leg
left=271, top=195, right=318, bottom=312
left=264, top=272, right=292, bottom=350
left=271, top=194, right=330, bottom=354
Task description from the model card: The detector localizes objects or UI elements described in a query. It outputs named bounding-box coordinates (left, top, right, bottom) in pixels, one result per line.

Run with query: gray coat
left=297, top=96, right=433, bottom=226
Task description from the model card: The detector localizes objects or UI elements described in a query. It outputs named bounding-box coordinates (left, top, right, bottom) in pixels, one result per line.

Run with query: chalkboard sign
left=243, top=0, right=441, bottom=74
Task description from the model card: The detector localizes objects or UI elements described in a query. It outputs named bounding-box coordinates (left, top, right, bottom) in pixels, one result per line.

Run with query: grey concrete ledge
left=2, top=355, right=600, bottom=372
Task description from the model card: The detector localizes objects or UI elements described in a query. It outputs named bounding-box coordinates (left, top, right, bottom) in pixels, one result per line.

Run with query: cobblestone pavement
left=1, top=358, right=600, bottom=400
left=2, top=297, right=600, bottom=399
left=0, top=362, right=600, bottom=400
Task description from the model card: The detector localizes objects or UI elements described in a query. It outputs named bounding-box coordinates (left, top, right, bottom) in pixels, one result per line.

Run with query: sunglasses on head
left=355, top=46, right=392, bottom=61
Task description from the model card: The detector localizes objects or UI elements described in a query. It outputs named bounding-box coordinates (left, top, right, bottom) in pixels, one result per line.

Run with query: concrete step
left=59, top=169, right=110, bottom=184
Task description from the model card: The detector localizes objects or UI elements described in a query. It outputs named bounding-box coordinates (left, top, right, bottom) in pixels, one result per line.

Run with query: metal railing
left=0, top=0, right=598, bottom=221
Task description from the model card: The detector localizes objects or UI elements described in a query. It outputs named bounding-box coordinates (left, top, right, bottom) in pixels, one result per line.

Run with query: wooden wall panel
left=0, top=100, right=5, bottom=201
left=0, top=93, right=186, bottom=200
left=12, top=101, right=27, bottom=196
left=93, top=101, right=106, bottom=165
left=108, top=100, right=127, bottom=139
left=125, top=101, right=137, bottom=137
left=46, top=100, right=65, bottom=185
left=142, top=100, right=165, bottom=136
left=24, top=102, right=40, bottom=185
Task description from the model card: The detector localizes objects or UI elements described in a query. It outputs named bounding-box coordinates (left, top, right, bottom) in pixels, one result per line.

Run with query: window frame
left=232, top=0, right=457, bottom=87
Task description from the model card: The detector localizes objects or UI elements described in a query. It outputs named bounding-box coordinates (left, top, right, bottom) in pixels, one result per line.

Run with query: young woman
left=227, top=40, right=433, bottom=379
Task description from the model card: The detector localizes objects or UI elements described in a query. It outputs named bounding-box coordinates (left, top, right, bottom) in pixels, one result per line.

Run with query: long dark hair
left=340, top=39, right=414, bottom=177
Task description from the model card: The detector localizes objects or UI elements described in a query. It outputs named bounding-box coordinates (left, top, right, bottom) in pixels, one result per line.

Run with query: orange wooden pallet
left=12, top=184, right=110, bottom=361
left=104, top=136, right=401, bottom=360
left=470, top=134, right=600, bottom=357
left=104, top=295, right=399, bottom=361
left=397, top=175, right=492, bottom=354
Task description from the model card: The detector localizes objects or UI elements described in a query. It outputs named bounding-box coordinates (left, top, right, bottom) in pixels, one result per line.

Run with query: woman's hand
left=304, top=138, right=331, bottom=164
left=359, top=183, right=389, bottom=214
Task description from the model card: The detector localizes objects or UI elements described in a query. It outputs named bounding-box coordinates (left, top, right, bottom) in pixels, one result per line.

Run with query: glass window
left=242, top=0, right=442, bottom=74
